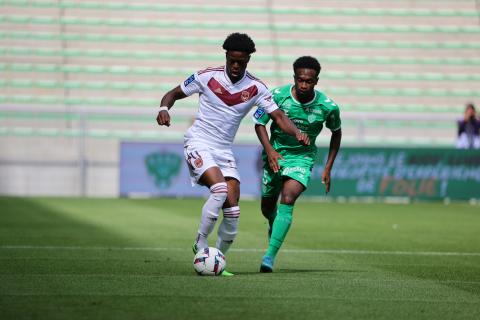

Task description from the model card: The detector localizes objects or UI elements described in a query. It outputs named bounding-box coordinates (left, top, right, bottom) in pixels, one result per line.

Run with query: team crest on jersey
left=254, top=108, right=265, bottom=119
left=193, top=157, right=203, bottom=168
left=184, top=74, right=195, bottom=87
left=307, top=114, right=316, bottom=123
left=241, top=90, right=250, bottom=102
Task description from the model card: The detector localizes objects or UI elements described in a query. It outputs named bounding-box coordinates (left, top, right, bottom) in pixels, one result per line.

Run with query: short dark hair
left=293, top=56, right=321, bottom=76
left=222, top=33, right=256, bottom=54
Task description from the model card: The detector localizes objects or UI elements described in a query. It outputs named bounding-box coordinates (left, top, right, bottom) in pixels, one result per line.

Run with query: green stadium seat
left=1, top=0, right=478, bottom=148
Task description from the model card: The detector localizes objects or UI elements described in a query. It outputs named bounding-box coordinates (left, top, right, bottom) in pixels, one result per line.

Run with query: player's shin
left=215, top=206, right=240, bottom=254
left=261, top=201, right=277, bottom=239
left=261, top=208, right=276, bottom=228
left=266, top=203, right=293, bottom=259
left=195, top=182, right=228, bottom=250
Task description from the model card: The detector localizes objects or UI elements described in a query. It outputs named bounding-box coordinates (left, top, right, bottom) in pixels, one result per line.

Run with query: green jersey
left=253, top=84, right=341, bottom=161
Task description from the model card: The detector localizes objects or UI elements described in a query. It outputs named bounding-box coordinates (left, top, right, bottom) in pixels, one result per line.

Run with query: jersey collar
left=289, top=85, right=317, bottom=106
left=223, top=65, right=247, bottom=85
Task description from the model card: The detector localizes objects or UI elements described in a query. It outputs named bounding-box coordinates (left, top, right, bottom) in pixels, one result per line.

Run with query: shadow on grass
left=0, top=197, right=199, bottom=318
left=0, top=196, right=190, bottom=272
left=0, top=197, right=149, bottom=248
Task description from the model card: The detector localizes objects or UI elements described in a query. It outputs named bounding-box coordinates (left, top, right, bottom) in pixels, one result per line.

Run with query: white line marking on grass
left=1, top=245, right=480, bottom=257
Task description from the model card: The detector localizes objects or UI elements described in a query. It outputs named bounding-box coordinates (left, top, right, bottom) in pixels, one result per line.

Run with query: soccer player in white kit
left=156, top=33, right=309, bottom=276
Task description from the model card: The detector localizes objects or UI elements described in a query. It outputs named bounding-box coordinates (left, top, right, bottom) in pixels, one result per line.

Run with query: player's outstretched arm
left=269, top=109, right=310, bottom=146
left=322, top=128, right=342, bottom=194
left=157, top=86, right=187, bottom=127
left=255, top=124, right=284, bottom=173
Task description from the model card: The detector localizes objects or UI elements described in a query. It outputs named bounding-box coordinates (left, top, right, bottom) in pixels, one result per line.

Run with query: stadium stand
left=0, top=0, right=479, bottom=195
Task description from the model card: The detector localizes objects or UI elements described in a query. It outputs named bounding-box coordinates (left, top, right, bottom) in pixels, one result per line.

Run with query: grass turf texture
left=0, top=197, right=479, bottom=320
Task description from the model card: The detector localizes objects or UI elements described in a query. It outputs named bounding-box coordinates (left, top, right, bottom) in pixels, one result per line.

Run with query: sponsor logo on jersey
left=254, top=108, right=265, bottom=119
left=183, top=74, right=195, bottom=87
left=241, top=90, right=250, bottom=102
left=282, top=166, right=307, bottom=175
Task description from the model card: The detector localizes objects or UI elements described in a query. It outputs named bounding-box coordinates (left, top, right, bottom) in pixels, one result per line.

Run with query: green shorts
left=261, top=156, right=313, bottom=198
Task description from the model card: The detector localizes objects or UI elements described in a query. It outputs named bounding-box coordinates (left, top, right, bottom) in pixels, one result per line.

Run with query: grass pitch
left=0, top=197, right=479, bottom=319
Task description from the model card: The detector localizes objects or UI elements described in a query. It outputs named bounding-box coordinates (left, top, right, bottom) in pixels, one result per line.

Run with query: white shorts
left=183, top=140, right=240, bottom=186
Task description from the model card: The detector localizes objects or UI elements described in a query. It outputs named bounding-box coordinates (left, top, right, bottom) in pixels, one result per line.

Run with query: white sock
left=195, top=182, right=228, bottom=250
left=216, top=206, right=240, bottom=254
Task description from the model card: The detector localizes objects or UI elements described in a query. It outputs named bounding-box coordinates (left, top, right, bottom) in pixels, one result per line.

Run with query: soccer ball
left=193, top=247, right=226, bottom=276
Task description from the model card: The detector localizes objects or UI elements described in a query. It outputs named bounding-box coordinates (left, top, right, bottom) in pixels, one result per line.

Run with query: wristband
left=159, top=106, right=169, bottom=112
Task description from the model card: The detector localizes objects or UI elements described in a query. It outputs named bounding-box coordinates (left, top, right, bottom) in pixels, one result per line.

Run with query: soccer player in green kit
left=252, top=56, right=342, bottom=273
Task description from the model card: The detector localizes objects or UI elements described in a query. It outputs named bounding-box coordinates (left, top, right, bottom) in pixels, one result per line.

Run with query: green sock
left=266, top=204, right=293, bottom=259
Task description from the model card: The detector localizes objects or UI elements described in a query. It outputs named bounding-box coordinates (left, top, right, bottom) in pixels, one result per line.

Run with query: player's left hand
left=296, top=132, right=310, bottom=146
left=321, top=168, right=331, bottom=194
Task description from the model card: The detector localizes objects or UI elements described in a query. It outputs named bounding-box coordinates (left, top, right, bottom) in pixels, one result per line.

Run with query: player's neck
left=291, top=87, right=314, bottom=104
left=227, top=71, right=245, bottom=84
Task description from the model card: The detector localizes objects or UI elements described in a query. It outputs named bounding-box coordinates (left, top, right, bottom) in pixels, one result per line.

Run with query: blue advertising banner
left=120, top=142, right=263, bottom=197
left=120, top=143, right=480, bottom=200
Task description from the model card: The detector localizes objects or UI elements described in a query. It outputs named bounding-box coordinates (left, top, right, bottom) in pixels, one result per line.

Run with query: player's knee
left=281, top=189, right=303, bottom=205
left=281, top=194, right=297, bottom=206
left=210, top=182, right=228, bottom=203
left=224, top=183, right=240, bottom=207
left=224, top=196, right=238, bottom=208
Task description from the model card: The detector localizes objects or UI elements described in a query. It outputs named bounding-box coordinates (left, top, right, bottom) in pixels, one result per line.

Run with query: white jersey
left=180, top=66, right=278, bottom=149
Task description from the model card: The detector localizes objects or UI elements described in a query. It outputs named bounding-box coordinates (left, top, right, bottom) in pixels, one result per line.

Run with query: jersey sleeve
left=326, top=104, right=341, bottom=131
left=255, top=85, right=278, bottom=114
left=252, top=107, right=271, bottom=125
left=180, top=72, right=202, bottom=96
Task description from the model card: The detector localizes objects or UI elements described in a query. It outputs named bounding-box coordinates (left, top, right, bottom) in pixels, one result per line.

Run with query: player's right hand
left=156, top=110, right=170, bottom=127
left=296, top=132, right=310, bottom=146
left=267, top=150, right=284, bottom=173
left=321, top=168, right=332, bottom=194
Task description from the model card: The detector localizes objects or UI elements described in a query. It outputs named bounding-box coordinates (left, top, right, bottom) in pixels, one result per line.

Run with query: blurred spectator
left=456, top=103, right=480, bottom=149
